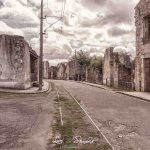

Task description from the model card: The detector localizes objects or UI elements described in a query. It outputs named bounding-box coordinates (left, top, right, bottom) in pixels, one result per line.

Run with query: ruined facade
left=103, top=47, right=132, bottom=90
left=103, top=47, right=114, bottom=87
left=43, top=61, right=49, bottom=79
left=30, top=49, right=39, bottom=83
left=64, top=62, right=69, bottom=80
left=48, top=66, right=58, bottom=79
left=86, top=67, right=103, bottom=84
left=57, top=63, right=66, bottom=80
left=68, top=59, right=85, bottom=81
left=135, top=0, right=150, bottom=91
left=0, top=34, right=39, bottom=90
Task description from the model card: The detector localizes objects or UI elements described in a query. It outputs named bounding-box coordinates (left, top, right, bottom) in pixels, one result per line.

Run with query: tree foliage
left=90, top=56, right=103, bottom=72
left=71, top=50, right=104, bottom=72
left=71, top=50, right=91, bottom=66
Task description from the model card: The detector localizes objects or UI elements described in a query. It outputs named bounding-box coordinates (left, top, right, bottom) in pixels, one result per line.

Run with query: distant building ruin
left=0, top=34, right=39, bottom=90
left=103, top=47, right=133, bottom=90
left=48, top=66, right=58, bottom=79
left=86, top=66, right=103, bottom=84
left=68, top=59, right=85, bottom=81
left=135, top=0, right=150, bottom=91
left=43, top=61, right=49, bottom=79
left=64, top=62, right=69, bottom=80
left=57, top=63, right=66, bottom=80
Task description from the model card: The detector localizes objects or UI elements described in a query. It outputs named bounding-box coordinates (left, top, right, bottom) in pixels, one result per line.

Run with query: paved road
left=53, top=80, right=150, bottom=150
left=0, top=90, right=55, bottom=150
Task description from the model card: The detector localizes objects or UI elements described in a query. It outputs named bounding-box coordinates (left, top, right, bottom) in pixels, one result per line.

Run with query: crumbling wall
left=87, top=67, right=102, bottom=84
left=68, top=60, right=81, bottom=80
left=0, top=34, right=31, bottom=89
left=103, top=47, right=114, bottom=86
left=49, top=66, right=58, bottom=79
left=103, top=47, right=132, bottom=90
left=135, top=0, right=150, bottom=91
left=65, top=63, right=69, bottom=80
left=57, top=63, right=66, bottom=80
left=43, top=61, right=49, bottom=79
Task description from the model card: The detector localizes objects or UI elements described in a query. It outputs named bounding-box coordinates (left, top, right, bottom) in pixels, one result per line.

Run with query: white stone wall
left=0, top=35, right=31, bottom=89
left=103, top=47, right=114, bottom=86
left=43, top=61, right=49, bottom=79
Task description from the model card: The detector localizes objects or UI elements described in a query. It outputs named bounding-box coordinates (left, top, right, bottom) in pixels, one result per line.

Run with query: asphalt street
left=0, top=91, right=55, bottom=150
left=1, top=80, right=150, bottom=150
left=53, top=80, right=150, bottom=150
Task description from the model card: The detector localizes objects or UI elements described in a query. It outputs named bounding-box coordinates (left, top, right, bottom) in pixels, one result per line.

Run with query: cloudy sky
left=0, top=0, right=139, bottom=65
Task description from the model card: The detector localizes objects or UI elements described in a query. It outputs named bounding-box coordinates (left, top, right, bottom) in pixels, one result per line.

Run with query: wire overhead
left=44, top=0, right=66, bottom=33
left=61, top=0, right=67, bottom=33
left=47, top=0, right=49, bottom=8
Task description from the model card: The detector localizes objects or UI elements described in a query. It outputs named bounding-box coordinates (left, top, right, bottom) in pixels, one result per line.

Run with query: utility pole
left=75, top=49, right=77, bottom=81
left=39, top=0, right=44, bottom=90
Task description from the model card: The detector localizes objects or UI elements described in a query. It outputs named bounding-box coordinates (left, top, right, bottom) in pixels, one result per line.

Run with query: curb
left=78, top=81, right=150, bottom=103
left=116, top=91, right=150, bottom=103
left=78, top=81, right=118, bottom=91
left=78, top=81, right=106, bottom=90
left=0, top=82, right=51, bottom=94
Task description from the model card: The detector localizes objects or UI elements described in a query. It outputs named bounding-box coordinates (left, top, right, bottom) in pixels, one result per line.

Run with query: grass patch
left=48, top=93, right=112, bottom=150
left=61, top=121, right=74, bottom=146
left=59, top=96, right=68, bottom=102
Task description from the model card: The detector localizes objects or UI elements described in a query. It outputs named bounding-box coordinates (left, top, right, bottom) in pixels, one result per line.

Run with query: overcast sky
left=0, top=0, right=139, bottom=65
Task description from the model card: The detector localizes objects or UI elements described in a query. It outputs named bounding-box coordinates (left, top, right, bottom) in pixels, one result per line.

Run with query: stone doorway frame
left=142, top=52, right=150, bottom=92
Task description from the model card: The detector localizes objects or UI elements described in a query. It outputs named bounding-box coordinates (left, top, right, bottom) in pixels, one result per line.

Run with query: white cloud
left=0, top=0, right=39, bottom=28
left=0, top=0, right=140, bottom=64
left=0, top=21, right=23, bottom=35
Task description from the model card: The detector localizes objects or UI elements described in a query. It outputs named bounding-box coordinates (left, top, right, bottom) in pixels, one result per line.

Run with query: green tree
left=90, top=56, right=103, bottom=73
left=76, top=50, right=91, bottom=66
left=71, top=50, right=91, bottom=81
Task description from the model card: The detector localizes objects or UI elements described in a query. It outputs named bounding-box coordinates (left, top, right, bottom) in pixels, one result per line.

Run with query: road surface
left=1, top=80, right=150, bottom=150
left=0, top=90, right=55, bottom=150
left=53, top=80, right=150, bottom=150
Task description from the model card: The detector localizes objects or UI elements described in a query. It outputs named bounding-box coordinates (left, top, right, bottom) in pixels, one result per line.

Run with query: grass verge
left=48, top=90, right=112, bottom=150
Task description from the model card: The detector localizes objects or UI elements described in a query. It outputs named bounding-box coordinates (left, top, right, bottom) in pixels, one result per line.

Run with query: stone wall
left=87, top=67, right=103, bottom=84
left=68, top=60, right=82, bottom=80
left=135, top=0, right=150, bottom=91
left=103, top=47, right=132, bottom=90
left=0, top=34, right=32, bottom=89
left=48, top=66, right=58, bottom=79
left=43, top=61, right=49, bottom=79
left=103, top=47, right=114, bottom=86
left=57, top=63, right=66, bottom=80
left=30, top=49, right=39, bottom=82
left=64, top=62, right=69, bottom=80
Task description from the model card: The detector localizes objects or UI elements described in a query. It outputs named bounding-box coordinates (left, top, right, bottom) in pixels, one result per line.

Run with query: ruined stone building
left=135, top=0, right=150, bottom=91
left=68, top=59, right=85, bottom=81
left=57, top=63, right=66, bottom=80
left=43, top=61, right=49, bottom=79
left=103, top=47, right=133, bottom=90
left=0, top=34, right=39, bottom=90
left=86, top=67, right=103, bottom=84
left=48, top=66, right=58, bottom=79
left=30, top=49, right=39, bottom=83
left=64, top=62, right=69, bottom=80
